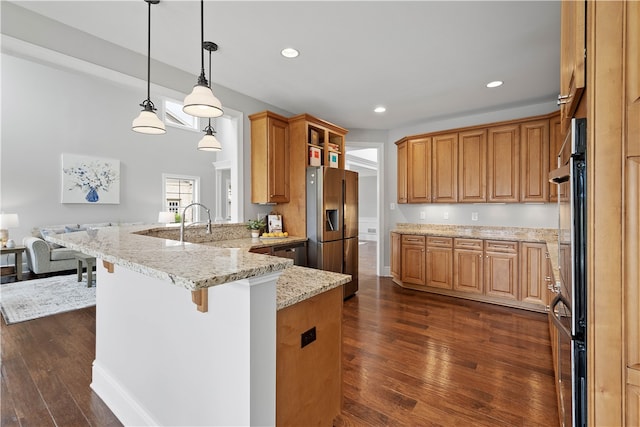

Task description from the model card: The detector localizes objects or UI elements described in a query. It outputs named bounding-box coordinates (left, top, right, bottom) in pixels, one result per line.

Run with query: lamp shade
left=158, top=211, right=175, bottom=223
left=0, top=213, right=19, bottom=229
left=183, top=85, right=223, bottom=118
left=132, top=109, right=166, bottom=134
left=198, top=133, right=222, bottom=151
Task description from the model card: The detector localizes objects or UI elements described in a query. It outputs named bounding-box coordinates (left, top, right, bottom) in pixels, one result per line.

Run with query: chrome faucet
left=180, top=202, right=212, bottom=242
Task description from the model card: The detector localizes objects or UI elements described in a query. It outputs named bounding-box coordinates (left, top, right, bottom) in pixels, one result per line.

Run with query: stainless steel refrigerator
left=306, top=166, right=358, bottom=298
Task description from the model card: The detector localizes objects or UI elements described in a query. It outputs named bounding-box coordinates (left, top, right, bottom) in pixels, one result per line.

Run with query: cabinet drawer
left=427, top=236, right=453, bottom=248
left=402, top=235, right=426, bottom=245
left=454, top=238, right=483, bottom=250
left=484, top=240, right=518, bottom=253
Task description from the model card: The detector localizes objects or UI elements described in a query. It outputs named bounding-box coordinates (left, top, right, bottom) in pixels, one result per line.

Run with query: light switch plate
left=420, top=211, right=426, bottom=220
left=472, top=212, right=479, bottom=221
left=443, top=212, right=449, bottom=220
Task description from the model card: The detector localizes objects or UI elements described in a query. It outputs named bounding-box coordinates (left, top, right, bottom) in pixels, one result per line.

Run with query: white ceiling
left=12, top=0, right=561, bottom=131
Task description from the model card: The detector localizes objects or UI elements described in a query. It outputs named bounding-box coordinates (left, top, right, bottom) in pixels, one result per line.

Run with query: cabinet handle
left=557, top=94, right=570, bottom=105
left=545, top=252, right=550, bottom=259
left=490, top=244, right=511, bottom=249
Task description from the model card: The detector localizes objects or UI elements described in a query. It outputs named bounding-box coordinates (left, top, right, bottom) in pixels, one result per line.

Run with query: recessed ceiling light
left=281, top=48, right=299, bottom=58
left=374, top=106, right=386, bottom=113
left=486, top=80, right=503, bottom=88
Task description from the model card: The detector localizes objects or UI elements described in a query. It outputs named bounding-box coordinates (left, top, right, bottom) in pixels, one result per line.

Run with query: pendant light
left=132, top=0, right=166, bottom=135
left=183, top=0, right=223, bottom=118
left=198, top=41, right=222, bottom=151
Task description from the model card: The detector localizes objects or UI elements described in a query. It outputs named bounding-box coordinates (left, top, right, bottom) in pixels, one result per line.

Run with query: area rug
left=0, top=274, right=96, bottom=325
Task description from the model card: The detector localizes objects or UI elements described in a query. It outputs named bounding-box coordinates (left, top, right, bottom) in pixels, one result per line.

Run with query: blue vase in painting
left=86, top=187, right=99, bottom=203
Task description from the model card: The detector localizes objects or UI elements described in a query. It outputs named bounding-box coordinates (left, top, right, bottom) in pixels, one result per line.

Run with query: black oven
left=549, top=117, right=587, bottom=427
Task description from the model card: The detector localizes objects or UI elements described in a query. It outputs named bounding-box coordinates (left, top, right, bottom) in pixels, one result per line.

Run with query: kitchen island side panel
left=90, top=260, right=280, bottom=426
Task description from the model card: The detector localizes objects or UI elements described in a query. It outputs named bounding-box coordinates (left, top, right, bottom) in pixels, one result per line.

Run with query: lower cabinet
left=401, top=235, right=426, bottom=286
left=484, top=240, right=518, bottom=300
left=276, top=286, right=342, bottom=426
left=453, top=238, right=484, bottom=294
left=393, top=232, right=551, bottom=312
left=426, top=237, right=453, bottom=289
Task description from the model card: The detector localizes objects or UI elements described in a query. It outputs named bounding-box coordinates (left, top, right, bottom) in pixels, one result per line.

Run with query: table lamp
left=0, top=213, right=19, bottom=247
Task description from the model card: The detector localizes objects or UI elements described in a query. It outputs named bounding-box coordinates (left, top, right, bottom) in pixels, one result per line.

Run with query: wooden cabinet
left=396, top=140, right=408, bottom=204
left=458, top=129, right=487, bottom=202
left=390, top=232, right=402, bottom=283
left=559, top=0, right=586, bottom=133
left=276, top=286, right=342, bottom=426
left=431, top=133, right=458, bottom=203
left=453, top=238, right=483, bottom=294
left=519, top=242, right=550, bottom=307
left=407, top=136, right=432, bottom=203
left=483, top=240, right=518, bottom=301
left=487, top=124, right=520, bottom=202
left=520, top=120, right=550, bottom=202
left=401, top=235, right=426, bottom=286
left=426, top=237, right=453, bottom=289
left=250, top=111, right=290, bottom=204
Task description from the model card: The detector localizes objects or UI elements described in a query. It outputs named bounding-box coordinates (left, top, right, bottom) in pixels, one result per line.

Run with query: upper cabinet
left=520, top=119, right=550, bottom=202
left=458, top=129, right=487, bottom=202
left=558, top=0, right=586, bottom=133
left=487, top=124, right=520, bottom=203
left=250, top=111, right=290, bottom=204
left=432, top=133, right=458, bottom=203
left=396, top=112, right=559, bottom=204
left=407, top=136, right=432, bottom=203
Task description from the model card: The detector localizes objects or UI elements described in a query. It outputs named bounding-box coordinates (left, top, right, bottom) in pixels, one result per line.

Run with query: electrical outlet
left=420, top=211, right=426, bottom=220
left=443, top=212, right=449, bottom=220
left=390, top=202, right=396, bottom=210
left=472, top=212, right=479, bottom=221
left=301, top=326, right=316, bottom=348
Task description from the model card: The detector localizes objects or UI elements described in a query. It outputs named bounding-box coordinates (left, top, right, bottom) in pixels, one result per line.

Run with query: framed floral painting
left=61, top=154, right=120, bottom=204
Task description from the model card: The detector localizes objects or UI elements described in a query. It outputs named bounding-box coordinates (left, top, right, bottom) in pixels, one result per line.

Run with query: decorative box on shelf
left=328, top=143, right=340, bottom=152
left=309, top=146, right=322, bottom=166
left=329, top=151, right=339, bottom=168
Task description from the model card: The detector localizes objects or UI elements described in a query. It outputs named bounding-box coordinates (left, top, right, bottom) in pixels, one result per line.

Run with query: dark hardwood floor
left=1, top=242, right=558, bottom=426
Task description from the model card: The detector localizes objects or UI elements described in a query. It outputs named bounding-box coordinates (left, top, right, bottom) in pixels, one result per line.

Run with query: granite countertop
left=45, top=224, right=348, bottom=310
left=392, top=223, right=561, bottom=285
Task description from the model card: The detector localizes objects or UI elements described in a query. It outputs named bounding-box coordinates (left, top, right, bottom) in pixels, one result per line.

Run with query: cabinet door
left=519, top=242, right=550, bottom=307
left=559, top=0, right=586, bottom=133
left=397, top=141, right=408, bottom=204
left=408, top=137, right=432, bottom=203
left=390, top=232, right=402, bottom=282
left=432, top=133, right=458, bottom=203
left=401, top=236, right=425, bottom=286
left=267, top=117, right=290, bottom=203
left=458, top=129, right=487, bottom=202
left=453, top=240, right=483, bottom=294
left=488, top=124, right=520, bottom=202
left=484, top=240, right=518, bottom=300
left=520, top=120, right=550, bottom=202
left=549, top=114, right=565, bottom=202
left=426, top=246, right=453, bottom=290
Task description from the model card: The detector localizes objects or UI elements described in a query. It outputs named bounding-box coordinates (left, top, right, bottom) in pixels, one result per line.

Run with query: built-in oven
left=549, top=117, right=587, bottom=427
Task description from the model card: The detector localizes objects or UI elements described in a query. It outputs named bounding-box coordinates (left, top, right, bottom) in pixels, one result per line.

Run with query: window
left=162, top=174, right=200, bottom=222
left=163, top=98, right=200, bottom=132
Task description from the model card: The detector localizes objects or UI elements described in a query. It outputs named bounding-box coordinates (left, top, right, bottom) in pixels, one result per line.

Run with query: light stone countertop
left=45, top=224, right=349, bottom=310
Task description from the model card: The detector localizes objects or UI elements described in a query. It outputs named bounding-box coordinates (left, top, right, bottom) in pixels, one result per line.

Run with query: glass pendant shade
left=183, top=84, right=223, bottom=118
left=132, top=108, right=166, bottom=134
left=198, top=129, right=222, bottom=151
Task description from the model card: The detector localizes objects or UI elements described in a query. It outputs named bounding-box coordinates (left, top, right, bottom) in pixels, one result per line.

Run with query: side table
left=75, top=253, right=97, bottom=287
left=1, top=245, right=26, bottom=281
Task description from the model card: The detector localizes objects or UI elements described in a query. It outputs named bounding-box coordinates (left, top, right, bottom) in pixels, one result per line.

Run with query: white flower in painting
left=64, top=160, right=119, bottom=193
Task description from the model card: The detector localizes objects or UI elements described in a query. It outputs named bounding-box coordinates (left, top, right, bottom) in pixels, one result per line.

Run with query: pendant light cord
left=197, top=0, right=208, bottom=86
left=146, top=0, right=151, bottom=103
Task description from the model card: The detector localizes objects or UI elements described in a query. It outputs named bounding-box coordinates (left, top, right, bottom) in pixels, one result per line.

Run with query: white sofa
left=22, top=223, right=113, bottom=275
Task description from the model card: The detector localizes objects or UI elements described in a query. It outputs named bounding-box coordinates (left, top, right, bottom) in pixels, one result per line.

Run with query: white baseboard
left=91, top=361, right=158, bottom=426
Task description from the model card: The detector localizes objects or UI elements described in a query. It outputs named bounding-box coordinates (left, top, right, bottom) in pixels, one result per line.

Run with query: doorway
left=345, top=143, right=383, bottom=276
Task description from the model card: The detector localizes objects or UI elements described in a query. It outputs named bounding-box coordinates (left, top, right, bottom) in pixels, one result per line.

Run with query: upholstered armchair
left=22, top=236, right=80, bottom=275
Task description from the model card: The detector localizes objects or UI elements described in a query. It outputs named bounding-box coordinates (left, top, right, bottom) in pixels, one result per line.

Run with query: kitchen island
left=47, top=224, right=350, bottom=426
